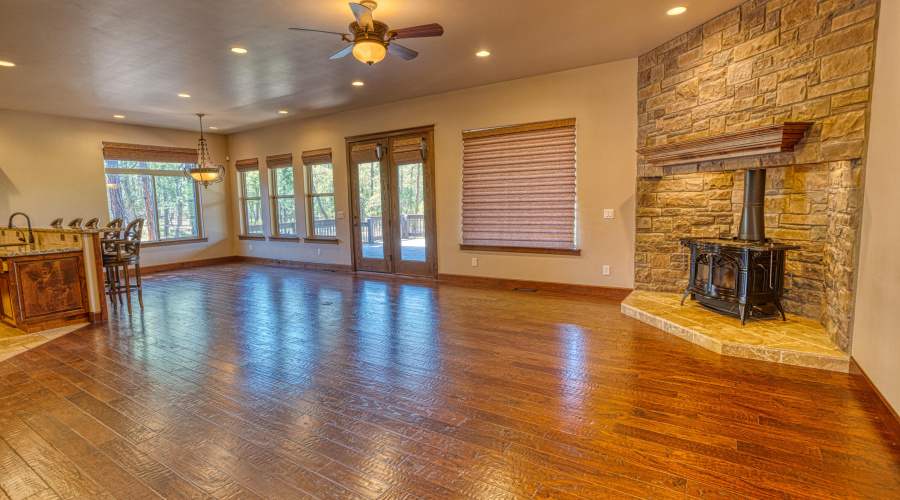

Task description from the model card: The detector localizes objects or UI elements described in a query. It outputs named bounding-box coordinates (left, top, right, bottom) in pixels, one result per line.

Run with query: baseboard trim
left=237, top=256, right=352, bottom=273
left=142, top=256, right=238, bottom=274
left=850, top=357, right=900, bottom=445
left=437, top=273, right=632, bottom=299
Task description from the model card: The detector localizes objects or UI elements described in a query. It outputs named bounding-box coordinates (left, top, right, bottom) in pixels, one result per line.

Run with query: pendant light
left=183, top=114, right=225, bottom=188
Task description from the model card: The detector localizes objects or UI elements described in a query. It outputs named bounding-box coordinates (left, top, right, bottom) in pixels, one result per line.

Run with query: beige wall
left=853, top=1, right=900, bottom=410
left=0, top=109, right=233, bottom=266
left=228, top=58, right=638, bottom=288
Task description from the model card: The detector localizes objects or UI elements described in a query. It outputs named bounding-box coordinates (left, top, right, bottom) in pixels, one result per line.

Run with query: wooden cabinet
left=0, top=252, right=90, bottom=333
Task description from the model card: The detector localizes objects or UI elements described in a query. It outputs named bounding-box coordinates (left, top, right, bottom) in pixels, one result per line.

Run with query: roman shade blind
left=461, top=118, right=577, bottom=251
left=350, top=143, right=382, bottom=164
left=266, top=154, right=293, bottom=169
left=301, top=148, right=333, bottom=166
left=102, top=142, right=197, bottom=164
left=234, top=158, right=259, bottom=172
left=392, top=137, right=426, bottom=165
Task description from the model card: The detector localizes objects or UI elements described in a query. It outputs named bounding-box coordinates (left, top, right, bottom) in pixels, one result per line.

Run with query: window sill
left=143, top=237, right=209, bottom=248
left=459, top=244, right=581, bottom=256
left=238, top=235, right=266, bottom=241
left=303, top=237, right=340, bottom=245
left=269, top=236, right=300, bottom=242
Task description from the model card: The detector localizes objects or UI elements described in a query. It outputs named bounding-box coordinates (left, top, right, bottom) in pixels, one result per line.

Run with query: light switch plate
left=603, top=265, right=610, bottom=275
left=604, top=209, right=614, bottom=219
left=336, top=211, right=345, bottom=219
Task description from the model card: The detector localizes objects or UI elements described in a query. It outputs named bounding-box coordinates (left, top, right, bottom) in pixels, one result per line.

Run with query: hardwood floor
left=1, top=262, right=899, bottom=499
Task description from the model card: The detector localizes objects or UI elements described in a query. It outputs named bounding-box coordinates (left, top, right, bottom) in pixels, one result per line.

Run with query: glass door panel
left=350, top=141, right=393, bottom=273
left=389, top=134, right=434, bottom=277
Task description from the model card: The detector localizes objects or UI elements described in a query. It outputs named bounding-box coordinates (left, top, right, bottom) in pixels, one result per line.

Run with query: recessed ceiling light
left=278, top=110, right=288, bottom=114
left=667, top=6, right=687, bottom=15
left=230, top=47, right=248, bottom=54
left=209, top=126, right=218, bottom=130
left=0, top=60, right=15, bottom=67
left=178, top=93, right=191, bottom=98
left=352, top=81, right=364, bottom=86
left=476, top=50, right=490, bottom=57
left=113, top=114, right=125, bottom=119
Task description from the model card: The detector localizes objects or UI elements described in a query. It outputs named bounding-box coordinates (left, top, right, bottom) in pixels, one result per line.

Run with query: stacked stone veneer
left=635, top=0, right=877, bottom=352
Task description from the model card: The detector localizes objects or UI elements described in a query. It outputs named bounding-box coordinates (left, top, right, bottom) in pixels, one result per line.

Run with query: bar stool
left=101, top=219, right=124, bottom=303
left=103, top=219, right=144, bottom=314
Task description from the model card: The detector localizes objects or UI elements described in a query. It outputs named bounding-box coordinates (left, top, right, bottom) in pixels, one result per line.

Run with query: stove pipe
left=737, top=168, right=766, bottom=241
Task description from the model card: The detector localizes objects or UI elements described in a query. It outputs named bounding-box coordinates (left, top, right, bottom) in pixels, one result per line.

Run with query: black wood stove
left=680, top=169, right=799, bottom=325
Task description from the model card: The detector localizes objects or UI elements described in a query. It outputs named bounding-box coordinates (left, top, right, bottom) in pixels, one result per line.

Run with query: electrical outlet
left=317, top=249, right=322, bottom=256
left=249, top=244, right=253, bottom=251
left=336, top=211, right=345, bottom=219
left=472, top=257, right=478, bottom=267
left=604, top=209, right=614, bottom=219
left=603, top=265, right=610, bottom=275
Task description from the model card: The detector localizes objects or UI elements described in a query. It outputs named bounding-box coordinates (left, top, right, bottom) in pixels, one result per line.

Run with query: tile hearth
left=622, top=291, right=848, bottom=372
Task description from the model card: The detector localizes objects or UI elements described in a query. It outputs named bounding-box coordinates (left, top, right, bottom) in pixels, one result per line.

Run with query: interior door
left=348, top=127, right=436, bottom=277
left=349, top=140, right=393, bottom=273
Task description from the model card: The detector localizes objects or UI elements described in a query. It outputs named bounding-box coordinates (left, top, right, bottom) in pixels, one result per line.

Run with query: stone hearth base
left=622, top=291, right=848, bottom=372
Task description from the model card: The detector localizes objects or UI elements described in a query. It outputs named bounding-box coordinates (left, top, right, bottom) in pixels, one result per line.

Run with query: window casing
left=267, top=154, right=297, bottom=237
left=301, top=149, right=336, bottom=238
left=236, top=158, right=263, bottom=235
left=460, top=118, right=578, bottom=254
left=101, top=142, right=203, bottom=243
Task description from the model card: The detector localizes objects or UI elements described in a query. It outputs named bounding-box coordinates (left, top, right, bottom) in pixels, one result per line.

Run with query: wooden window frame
left=304, top=162, right=337, bottom=240
left=269, top=167, right=297, bottom=237
left=239, top=170, right=263, bottom=236
left=102, top=161, right=204, bottom=244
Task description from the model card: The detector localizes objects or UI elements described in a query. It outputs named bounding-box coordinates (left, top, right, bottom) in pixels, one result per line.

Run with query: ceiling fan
left=290, top=1, right=444, bottom=65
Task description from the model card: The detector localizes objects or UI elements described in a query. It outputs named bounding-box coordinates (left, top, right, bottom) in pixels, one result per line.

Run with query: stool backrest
left=50, top=218, right=63, bottom=228
left=85, top=218, right=100, bottom=229
left=104, top=218, right=124, bottom=239
left=68, top=218, right=83, bottom=228
left=122, top=219, right=144, bottom=256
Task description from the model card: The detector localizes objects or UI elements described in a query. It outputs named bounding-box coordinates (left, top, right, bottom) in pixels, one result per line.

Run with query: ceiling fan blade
left=329, top=44, right=355, bottom=59
left=389, top=23, right=444, bottom=39
left=348, top=3, right=374, bottom=30
left=289, top=28, right=348, bottom=36
left=387, top=43, right=418, bottom=61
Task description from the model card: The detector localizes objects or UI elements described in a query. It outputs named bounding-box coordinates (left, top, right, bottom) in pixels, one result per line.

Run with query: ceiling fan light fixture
left=352, top=39, right=387, bottom=65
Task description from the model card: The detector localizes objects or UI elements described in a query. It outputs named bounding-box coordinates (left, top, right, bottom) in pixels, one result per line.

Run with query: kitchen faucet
left=7, top=212, right=35, bottom=244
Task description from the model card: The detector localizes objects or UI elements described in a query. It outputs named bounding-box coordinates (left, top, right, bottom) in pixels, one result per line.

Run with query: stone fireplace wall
left=634, top=0, right=877, bottom=352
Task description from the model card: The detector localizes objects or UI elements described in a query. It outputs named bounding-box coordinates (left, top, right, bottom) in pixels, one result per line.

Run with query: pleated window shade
left=301, top=148, right=333, bottom=166
left=102, top=142, right=197, bottom=164
left=392, top=137, right=426, bottom=165
left=461, top=119, right=577, bottom=250
left=265, top=153, right=293, bottom=169
left=350, top=143, right=381, bottom=164
left=234, top=158, right=259, bottom=172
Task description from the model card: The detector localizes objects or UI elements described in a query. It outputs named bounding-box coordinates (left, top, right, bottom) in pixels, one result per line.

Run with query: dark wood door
left=347, top=127, right=437, bottom=277
left=349, top=139, right=394, bottom=273
left=387, top=132, right=437, bottom=277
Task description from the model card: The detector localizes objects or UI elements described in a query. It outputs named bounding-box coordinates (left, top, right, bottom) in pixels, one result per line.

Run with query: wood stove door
left=694, top=253, right=740, bottom=299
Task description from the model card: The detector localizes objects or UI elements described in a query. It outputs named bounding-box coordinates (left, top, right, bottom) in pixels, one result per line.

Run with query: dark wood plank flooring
left=1, top=263, right=899, bottom=499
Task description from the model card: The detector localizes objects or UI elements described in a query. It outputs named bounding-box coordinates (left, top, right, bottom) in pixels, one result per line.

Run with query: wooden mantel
left=637, top=122, right=813, bottom=168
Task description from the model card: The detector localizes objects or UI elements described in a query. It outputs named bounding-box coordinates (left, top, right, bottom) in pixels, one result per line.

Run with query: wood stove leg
left=680, top=289, right=691, bottom=306
left=775, top=299, right=787, bottom=321
left=739, top=304, right=748, bottom=325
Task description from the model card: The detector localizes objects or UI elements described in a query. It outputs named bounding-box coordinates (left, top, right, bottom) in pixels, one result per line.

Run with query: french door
left=347, top=127, right=436, bottom=277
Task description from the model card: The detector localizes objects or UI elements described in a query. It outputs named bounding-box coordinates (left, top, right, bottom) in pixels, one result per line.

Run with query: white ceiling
left=0, top=0, right=745, bottom=133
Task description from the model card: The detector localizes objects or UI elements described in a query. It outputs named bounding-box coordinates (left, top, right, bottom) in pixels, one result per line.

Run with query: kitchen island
left=0, top=228, right=107, bottom=333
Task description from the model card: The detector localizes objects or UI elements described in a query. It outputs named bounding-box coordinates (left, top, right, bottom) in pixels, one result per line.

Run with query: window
left=301, top=148, right=336, bottom=238
left=460, top=118, right=578, bottom=254
left=101, top=142, right=202, bottom=242
left=266, top=154, right=297, bottom=236
left=235, top=158, right=263, bottom=235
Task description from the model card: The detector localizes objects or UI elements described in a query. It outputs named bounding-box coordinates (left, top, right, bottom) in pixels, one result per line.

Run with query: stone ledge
left=621, top=291, right=849, bottom=372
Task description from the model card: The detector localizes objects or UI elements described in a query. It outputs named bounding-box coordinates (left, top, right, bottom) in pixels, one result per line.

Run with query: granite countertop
left=33, top=227, right=108, bottom=234
left=0, top=244, right=84, bottom=258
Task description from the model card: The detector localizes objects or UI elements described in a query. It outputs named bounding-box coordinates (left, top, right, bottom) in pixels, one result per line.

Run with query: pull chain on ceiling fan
left=290, top=1, right=444, bottom=65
